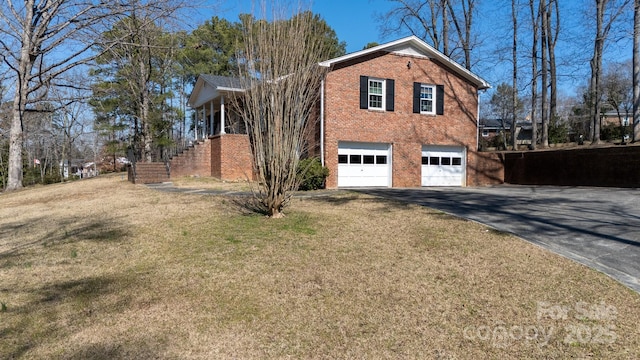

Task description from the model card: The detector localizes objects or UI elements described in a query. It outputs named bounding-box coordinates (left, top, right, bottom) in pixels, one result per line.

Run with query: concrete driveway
left=356, top=186, right=640, bottom=294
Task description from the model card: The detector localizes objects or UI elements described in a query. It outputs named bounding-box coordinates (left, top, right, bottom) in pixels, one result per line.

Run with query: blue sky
left=213, top=0, right=400, bottom=53
left=206, top=0, right=635, bottom=99
left=311, top=0, right=396, bottom=53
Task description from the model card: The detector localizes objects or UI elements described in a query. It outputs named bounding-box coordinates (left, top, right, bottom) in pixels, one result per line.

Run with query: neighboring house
left=600, top=110, right=631, bottom=128
left=171, top=36, right=502, bottom=188
left=479, top=118, right=533, bottom=146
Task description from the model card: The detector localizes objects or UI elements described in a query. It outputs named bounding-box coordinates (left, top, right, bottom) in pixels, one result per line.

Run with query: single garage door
left=338, top=142, right=391, bottom=187
left=421, top=146, right=466, bottom=186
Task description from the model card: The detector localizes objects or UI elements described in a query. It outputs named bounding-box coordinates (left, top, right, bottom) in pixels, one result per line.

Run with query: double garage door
left=337, top=142, right=465, bottom=187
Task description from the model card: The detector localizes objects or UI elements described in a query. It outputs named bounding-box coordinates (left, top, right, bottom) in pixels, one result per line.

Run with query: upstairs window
left=369, top=79, right=384, bottom=109
left=420, top=85, right=435, bottom=114
left=413, top=82, right=444, bottom=115
left=360, top=76, right=394, bottom=111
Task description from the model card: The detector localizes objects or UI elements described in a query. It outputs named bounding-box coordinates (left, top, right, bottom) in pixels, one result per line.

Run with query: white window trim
left=368, top=78, right=385, bottom=110
left=420, top=84, right=436, bottom=115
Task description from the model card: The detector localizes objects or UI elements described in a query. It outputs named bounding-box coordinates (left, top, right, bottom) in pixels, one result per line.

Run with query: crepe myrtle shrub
left=232, top=5, right=333, bottom=218
left=297, top=157, right=329, bottom=191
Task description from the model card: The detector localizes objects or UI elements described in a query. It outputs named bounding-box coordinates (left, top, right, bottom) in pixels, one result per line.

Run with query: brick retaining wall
left=128, top=162, right=169, bottom=184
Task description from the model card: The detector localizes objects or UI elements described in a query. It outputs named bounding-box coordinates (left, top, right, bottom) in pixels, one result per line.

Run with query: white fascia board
left=217, top=86, right=244, bottom=92
left=319, top=35, right=491, bottom=90
left=190, top=86, right=245, bottom=108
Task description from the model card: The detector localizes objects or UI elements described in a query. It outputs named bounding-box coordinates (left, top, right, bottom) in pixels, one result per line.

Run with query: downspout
left=474, top=91, right=481, bottom=187
left=320, top=79, right=325, bottom=167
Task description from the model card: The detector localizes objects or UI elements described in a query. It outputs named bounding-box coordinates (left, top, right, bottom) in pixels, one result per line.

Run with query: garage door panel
left=422, top=146, right=465, bottom=187
left=338, top=142, right=391, bottom=187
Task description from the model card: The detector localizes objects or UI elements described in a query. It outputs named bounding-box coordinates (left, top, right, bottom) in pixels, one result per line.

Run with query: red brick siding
left=470, top=151, right=505, bottom=186
left=170, top=135, right=254, bottom=181
left=217, top=134, right=254, bottom=181
left=130, top=162, right=169, bottom=184
left=323, top=52, right=484, bottom=188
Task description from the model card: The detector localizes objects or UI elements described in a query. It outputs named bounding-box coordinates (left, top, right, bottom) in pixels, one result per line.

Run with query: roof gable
left=188, top=75, right=244, bottom=108
left=319, top=36, right=490, bottom=90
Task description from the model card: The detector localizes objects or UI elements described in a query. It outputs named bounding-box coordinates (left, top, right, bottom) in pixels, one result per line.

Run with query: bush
left=297, top=157, right=329, bottom=191
left=549, top=117, right=569, bottom=144
left=601, top=123, right=623, bottom=141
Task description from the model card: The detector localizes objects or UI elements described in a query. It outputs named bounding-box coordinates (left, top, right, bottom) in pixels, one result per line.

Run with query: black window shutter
left=436, top=85, right=445, bottom=115
left=386, top=79, right=395, bottom=111
left=359, top=76, right=368, bottom=109
left=413, top=82, right=421, bottom=114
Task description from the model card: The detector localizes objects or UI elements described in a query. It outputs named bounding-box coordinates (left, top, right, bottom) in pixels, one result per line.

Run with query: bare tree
left=634, top=0, right=640, bottom=142
left=0, top=0, right=133, bottom=190
left=511, top=0, right=519, bottom=150
left=538, top=0, right=561, bottom=148
left=588, top=0, right=630, bottom=144
left=49, top=83, right=90, bottom=180
left=232, top=6, right=332, bottom=218
left=0, top=0, right=185, bottom=191
left=602, top=61, right=633, bottom=138
left=547, top=0, right=560, bottom=133
left=379, top=0, right=448, bottom=53
left=529, top=0, right=539, bottom=150
left=540, top=0, right=549, bottom=147
left=378, top=0, right=477, bottom=69
left=447, top=0, right=476, bottom=70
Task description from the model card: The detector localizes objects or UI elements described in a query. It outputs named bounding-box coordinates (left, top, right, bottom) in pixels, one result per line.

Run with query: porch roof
left=188, top=75, right=244, bottom=108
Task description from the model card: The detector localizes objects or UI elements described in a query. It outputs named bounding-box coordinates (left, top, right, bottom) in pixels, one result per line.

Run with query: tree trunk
left=530, top=0, right=538, bottom=150
left=540, top=0, right=549, bottom=148
left=591, top=0, right=607, bottom=144
left=548, top=0, right=559, bottom=133
left=463, top=0, right=474, bottom=70
left=634, top=0, right=640, bottom=142
left=511, top=0, right=519, bottom=150
left=446, top=0, right=475, bottom=70
left=6, top=2, right=36, bottom=191
left=442, top=0, right=449, bottom=56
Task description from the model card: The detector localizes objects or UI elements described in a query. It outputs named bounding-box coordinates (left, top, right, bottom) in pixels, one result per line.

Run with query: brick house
left=171, top=36, right=503, bottom=187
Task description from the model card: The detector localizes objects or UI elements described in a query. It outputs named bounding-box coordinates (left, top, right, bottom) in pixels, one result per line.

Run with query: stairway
left=168, top=139, right=212, bottom=178
left=130, top=162, right=170, bottom=184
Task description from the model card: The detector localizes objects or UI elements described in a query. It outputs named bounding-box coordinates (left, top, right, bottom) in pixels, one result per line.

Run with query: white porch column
left=194, top=106, right=199, bottom=141
left=220, top=95, right=226, bottom=135
left=201, top=104, right=206, bottom=139
left=210, top=100, right=214, bottom=136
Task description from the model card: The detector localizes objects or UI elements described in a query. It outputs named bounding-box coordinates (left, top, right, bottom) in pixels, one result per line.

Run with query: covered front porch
left=167, top=74, right=253, bottom=181
left=189, top=74, right=246, bottom=140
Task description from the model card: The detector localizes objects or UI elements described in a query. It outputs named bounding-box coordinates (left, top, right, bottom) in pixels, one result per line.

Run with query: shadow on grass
left=0, top=215, right=131, bottom=262
left=305, top=191, right=414, bottom=212
left=37, top=276, right=119, bottom=304
left=63, top=341, right=163, bottom=360
left=1, top=273, right=139, bottom=359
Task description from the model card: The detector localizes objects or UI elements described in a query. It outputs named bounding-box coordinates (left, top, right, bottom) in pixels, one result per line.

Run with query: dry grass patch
left=1, top=175, right=639, bottom=359
left=170, top=176, right=253, bottom=192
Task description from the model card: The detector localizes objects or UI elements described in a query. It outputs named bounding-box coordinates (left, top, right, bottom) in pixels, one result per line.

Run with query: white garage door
left=338, top=142, right=391, bottom=187
left=421, top=146, right=466, bottom=186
